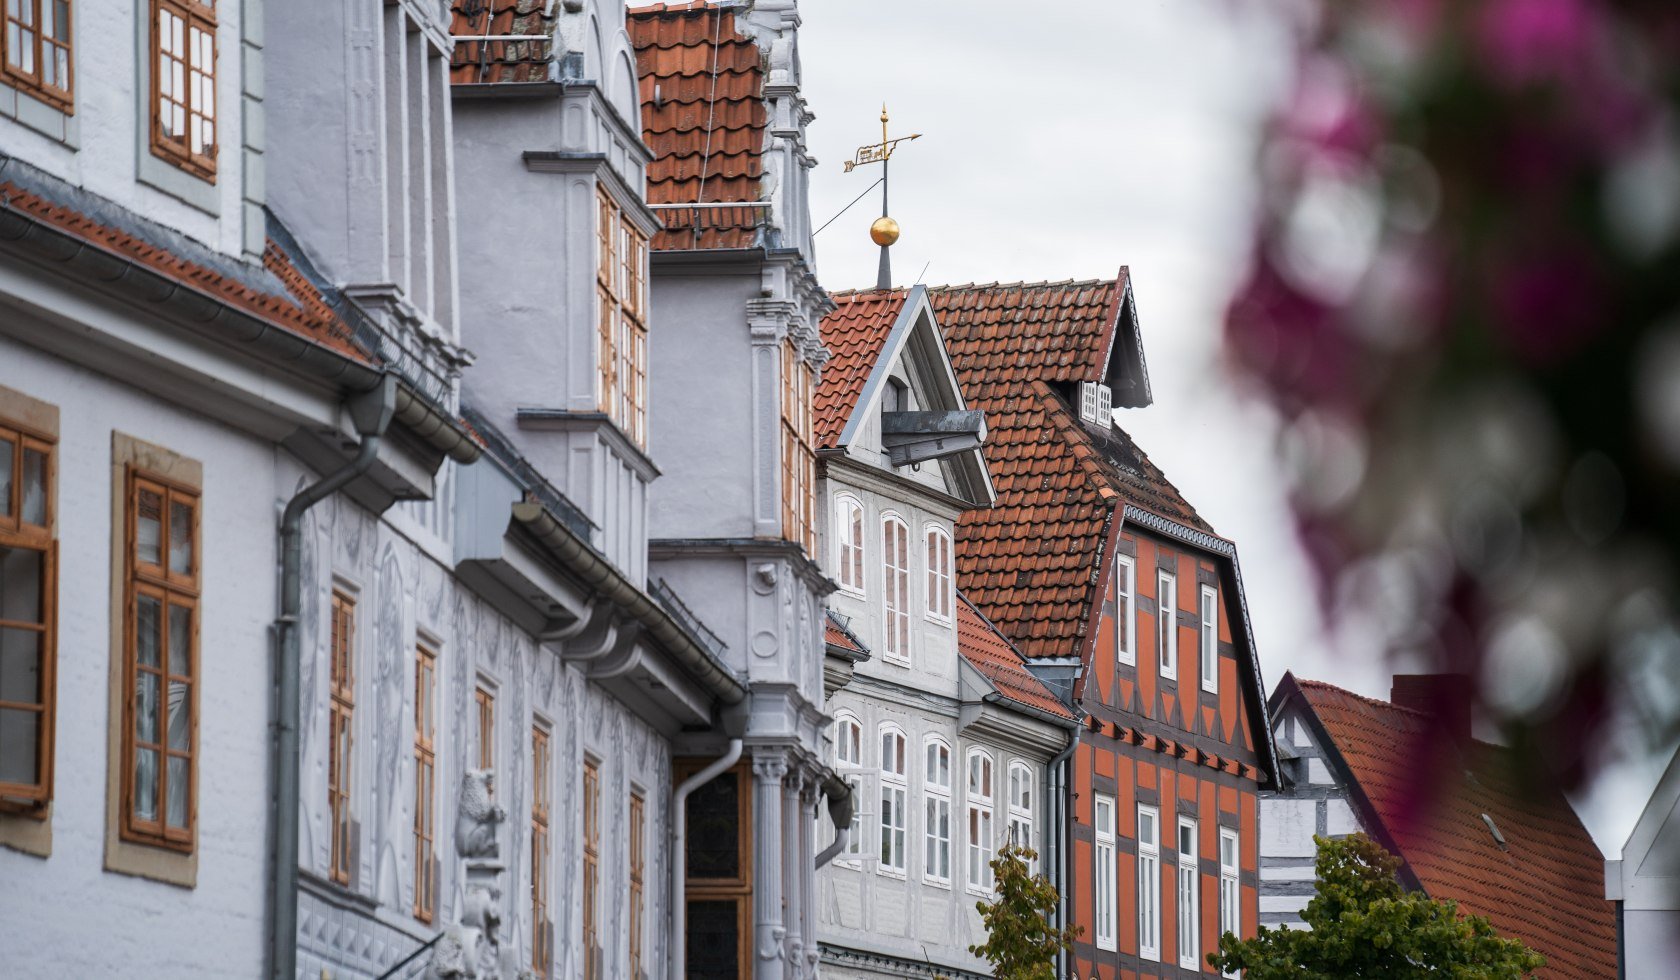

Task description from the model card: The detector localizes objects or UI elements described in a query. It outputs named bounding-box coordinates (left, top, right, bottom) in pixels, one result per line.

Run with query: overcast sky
left=792, top=0, right=1659, bottom=851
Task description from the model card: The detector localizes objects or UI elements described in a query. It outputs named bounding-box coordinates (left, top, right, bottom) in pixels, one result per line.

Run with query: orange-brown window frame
left=582, top=757, right=601, bottom=979
left=780, top=341, right=815, bottom=552
left=0, top=419, right=56, bottom=812
left=531, top=724, right=552, bottom=974
left=474, top=683, right=494, bottom=773
left=2, top=0, right=73, bottom=111
left=412, top=644, right=437, bottom=922
left=596, top=186, right=648, bottom=445
left=149, top=0, right=217, bottom=181
left=327, top=589, right=355, bottom=884
left=629, top=789, right=646, bottom=980
left=119, top=468, right=199, bottom=851
left=677, top=760, right=754, bottom=977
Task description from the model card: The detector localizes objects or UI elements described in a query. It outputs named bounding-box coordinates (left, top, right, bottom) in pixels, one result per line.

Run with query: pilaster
left=747, top=298, right=795, bottom=539
left=753, top=750, right=789, bottom=980
left=781, top=768, right=806, bottom=970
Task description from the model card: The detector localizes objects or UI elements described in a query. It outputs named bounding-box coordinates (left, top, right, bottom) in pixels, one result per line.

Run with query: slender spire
left=842, top=105, right=918, bottom=291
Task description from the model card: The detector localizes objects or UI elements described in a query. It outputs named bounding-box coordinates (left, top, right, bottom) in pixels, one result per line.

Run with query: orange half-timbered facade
left=929, top=274, right=1278, bottom=978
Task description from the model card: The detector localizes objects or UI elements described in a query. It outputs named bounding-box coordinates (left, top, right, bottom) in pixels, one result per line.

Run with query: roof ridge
left=1295, top=676, right=1431, bottom=720
left=925, top=276, right=1116, bottom=292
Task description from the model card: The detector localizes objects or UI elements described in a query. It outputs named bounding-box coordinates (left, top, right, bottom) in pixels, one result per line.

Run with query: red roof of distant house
left=957, top=594, right=1072, bottom=721
left=815, top=288, right=908, bottom=448
left=824, top=609, right=868, bottom=658
left=628, top=2, right=767, bottom=251
left=447, top=1, right=558, bottom=85
left=1290, top=676, right=1617, bottom=979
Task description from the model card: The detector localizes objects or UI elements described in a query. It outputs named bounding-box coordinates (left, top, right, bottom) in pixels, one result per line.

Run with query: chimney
left=1391, top=674, right=1473, bottom=740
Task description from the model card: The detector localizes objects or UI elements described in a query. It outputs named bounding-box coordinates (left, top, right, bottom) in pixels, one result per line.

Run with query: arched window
left=878, top=724, right=908, bottom=874
left=923, top=737, right=952, bottom=884
left=966, top=749, right=995, bottom=891
left=835, top=495, right=865, bottom=594
left=833, top=713, right=864, bottom=859
left=881, top=515, right=911, bottom=664
left=925, top=524, right=953, bottom=622
left=1007, top=762, right=1034, bottom=857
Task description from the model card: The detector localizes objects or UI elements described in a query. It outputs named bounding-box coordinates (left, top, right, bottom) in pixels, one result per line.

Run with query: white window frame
left=965, top=749, right=995, bottom=894
left=835, top=494, right=866, bottom=596
left=1094, top=795, right=1117, bottom=951
left=1006, top=761, right=1034, bottom=858
left=1115, top=553, right=1136, bottom=667
left=1201, top=583, right=1219, bottom=693
left=1178, top=816, right=1200, bottom=970
left=1139, top=804, right=1161, bottom=962
left=881, top=513, right=912, bottom=665
left=1220, top=827, right=1240, bottom=977
left=924, top=523, right=954, bottom=623
left=833, top=713, right=865, bottom=861
left=1158, top=569, right=1178, bottom=681
left=923, top=736, right=952, bottom=886
left=878, top=724, right=908, bottom=876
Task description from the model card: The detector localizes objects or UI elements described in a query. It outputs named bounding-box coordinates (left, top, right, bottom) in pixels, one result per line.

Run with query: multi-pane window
left=0, top=418, right=54, bottom=810
left=1094, top=795, right=1117, bottom=951
left=1007, top=762, right=1033, bottom=857
left=878, top=725, right=906, bottom=874
left=966, top=749, right=994, bottom=891
left=629, top=790, right=646, bottom=980
left=1114, top=553, right=1136, bottom=666
left=925, top=525, right=952, bottom=622
left=531, top=725, right=552, bottom=975
left=835, top=495, right=865, bottom=594
left=1178, top=817, right=1200, bottom=969
left=150, top=0, right=217, bottom=179
left=1201, top=584, right=1219, bottom=693
left=412, top=645, right=437, bottom=922
left=596, top=187, right=649, bottom=444
left=474, top=683, right=494, bottom=774
left=881, top=515, right=910, bottom=664
left=2, top=0, right=73, bottom=110
left=1138, top=805, right=1161, bottom=961
left=328, top=591, right=355, bottom=884
left=923, top=737, right=951, bottom=884
left=122, top=471, right=198, bottom=849
left=1158, top=569, right=1178, bottom=681
left=835, top=714, right=863, bottom=859
left=1220, top=827, right=1240, bottom=977
left=781, top=341, right=815, bottom=552
left=583, top=757, right=601, bottom=979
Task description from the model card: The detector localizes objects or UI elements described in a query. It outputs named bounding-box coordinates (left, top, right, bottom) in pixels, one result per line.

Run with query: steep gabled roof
left=816, top=287, right=907, bottom=447
left=957, top=594, right=1073, bottom=722
left=627, top=1, right=767, bottom=251
left=1283, top=675, right=1617, bottom=979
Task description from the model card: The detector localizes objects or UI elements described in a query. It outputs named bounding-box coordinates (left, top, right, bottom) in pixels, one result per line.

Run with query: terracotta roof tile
left=824, top=608, right=868, bottom=658
left=1295, top=678, right=1616, bottom=979
left=958, top=594, right=1072, bottom=721
left=628, top=2, right=767, bottom=251
left=448, top=0, right=558, bottom=85
left=814, top=288, right=907, bottom=447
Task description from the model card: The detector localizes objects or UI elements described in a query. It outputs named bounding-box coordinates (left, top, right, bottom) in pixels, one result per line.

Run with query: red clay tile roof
left=448, top=1, right=557, bottom=85
left=0, top=180, right=369, bottom=364
left=958, top=594, right=1072, bottom=721
left=628, top=2, right=767, bottom=251
left=815, top=288, right=907, bottom=448
left=926, top=277, right=1210, bottom=659
left=1293, top=677, right=1616, bottom=979
left=824, top=609, right=868, bottom=658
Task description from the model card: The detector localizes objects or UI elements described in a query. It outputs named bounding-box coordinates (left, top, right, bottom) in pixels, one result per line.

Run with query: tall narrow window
left=474, top=683, right=494, bottom=774
left=1138, top=805, right=1160, bottom=962
left=531, top=725, right=551, bottom=975
left=1114, top=553, right=1136, bottom=666
left=122, top=470, right=199, bottom=850
left=2, top=0, right=73, bottom=109
left=923, top=737, right=951, bottom=884
left=0, top=416, right=55, bottom=810
left=834, top=714, right=864, bottom=859
left=1219, top=827, right=1240, bottom=976
left=925, top=525, right=952, bottom=622
left=596, top=188, right=649, bottom=444
left=966, top=749, right=995, bottom=891
left=583, top=757, right=601, bottom=978
left=781, top=341, right=815, bottom=552
left=835, top=496, right=865, bottom=594
left=412, top=645, right=437, bottom=922
left=1007, top=762, right=1034, bottom=857
left=150, top=0, right=216, bottom=179
left=1178, top=816, right=1200, bottom=969
left=681, top=762, right=752, bottom=977
left=881, top=515, right=910, bottom=664
left=629, top=790, right=646, bottom=980
left=1094, top=795, right=1117, bottom=951
left=327, top=590, right=355, bottom=884
left=1201, top=583, right=1219, bottom=693
left=1158, top=569, right=1178, bottom=681
left=877, top=725, right=906, bottom=874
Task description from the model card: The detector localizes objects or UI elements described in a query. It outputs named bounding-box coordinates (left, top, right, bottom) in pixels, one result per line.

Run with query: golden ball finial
left=870, top=215, right=901, bottom=247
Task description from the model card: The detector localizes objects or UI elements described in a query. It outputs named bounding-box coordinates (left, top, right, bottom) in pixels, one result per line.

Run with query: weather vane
left=845, top=105, right=920, bottom=290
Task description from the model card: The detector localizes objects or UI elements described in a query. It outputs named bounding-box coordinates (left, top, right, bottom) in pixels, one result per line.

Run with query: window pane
left=136, top=670, right=159, bottom=744
left=167, top=756, right=189, bottom=829
left=0, top=435, right=12, bottom=517
left=136, top=594, right=161, bottom=667
left=134, top=747, right=159, bottom=821
left=686, top=771, right=740, bottom=878
left=19, top=446, right=45, bottom=526
left=169, top=501, right=193, bottom=575
left=0, top=625, right=42, bottom=705
left=0, top=546, right=42, bottom=623
left=167, top=679, right=190, bottom=750
left=52, top=1, right=68, bottom=41
left=0, top=706, right=39, bottom=784
left=137, top=488, right=163, bottom=565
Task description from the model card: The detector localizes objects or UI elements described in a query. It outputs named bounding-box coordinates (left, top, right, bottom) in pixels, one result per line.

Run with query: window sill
left=924, top=876, right=952, bottom=891
left=881, top=654, right=913, bottom=669
left=0, top=802, right=52, bottom=858
left=875, top=866, right=908, bottom=881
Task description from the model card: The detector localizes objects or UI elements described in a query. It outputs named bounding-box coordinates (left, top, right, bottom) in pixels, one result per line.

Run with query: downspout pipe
left=670, top=735, right=745, bottom=980
left=1048, top=720, right=1081, bottom=979
left=813, top=773, right=855, bottom=869
left=269, top=376, right=397, bottom=980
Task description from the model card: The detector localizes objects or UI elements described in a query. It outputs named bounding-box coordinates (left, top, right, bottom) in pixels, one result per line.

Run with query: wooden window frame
left=877, top=724, right=907, bottom=876
left=1138, top=804, right=1161, bottom=962
left=582, top=756, right=601, bottom=980
left=629, top=789, right=646, bottom=980
left=149, top=0, right=218, bottom=181
left=880, top=514, right=911, bottom=665
left=834, top=494, right=865, bottom=596
left=531, top=724, right=552, bottom=975
left=327, top=589, right=355, bottom=885
left=780, top=341, right=816, bottom=552
left=1177, top=816, right=1200, bottom=969
left=2, top=0, right=73, bottom=111
left=412, top=644, right=437, bottom=922
left=1094, top=794, right=1117, bottom=951
left=966, top=748, right=994, bottom=894
left=0, top=417, right=56, bottom=812
left=119, top=468, right=200, bottom=852
left=677, top=760, right=753, bottom=978
left=922, top=736, right=951, bottom=886
left=924, top=524, right=952, bottom=623
left=1115, top=553, right=1136, bottom=667
left=1158, top=569, right=1178, bottom=682
left=1201, top=583, right=1219, bottom=694
left=474, top=682, right=494, bottom=774
left=596, top=186, right=648, bottom=445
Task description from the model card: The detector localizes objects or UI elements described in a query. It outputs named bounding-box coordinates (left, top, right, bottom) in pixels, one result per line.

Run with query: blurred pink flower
left=1475, top=0, right=1597, bottom=87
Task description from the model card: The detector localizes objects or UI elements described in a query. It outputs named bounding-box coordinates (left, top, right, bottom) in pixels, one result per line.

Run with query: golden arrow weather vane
left=843, top=105, right=921, bottom=173
left=847, top=105, right=921, bottom=290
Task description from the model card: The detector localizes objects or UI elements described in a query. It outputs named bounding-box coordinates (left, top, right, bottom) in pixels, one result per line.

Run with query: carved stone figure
left=454, top=770, right=506, bottom=860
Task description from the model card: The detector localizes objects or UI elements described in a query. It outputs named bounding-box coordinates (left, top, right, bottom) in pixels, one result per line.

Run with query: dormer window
left=883, top=376, right=908, bottom=420
left=1079, top=381, right=1112, bottom=425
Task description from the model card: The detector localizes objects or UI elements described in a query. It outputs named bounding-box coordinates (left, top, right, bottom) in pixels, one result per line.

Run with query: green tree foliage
left=967, top=843, right=1080, bottom=979
left=1209, top=834, right=1545, bottom=978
